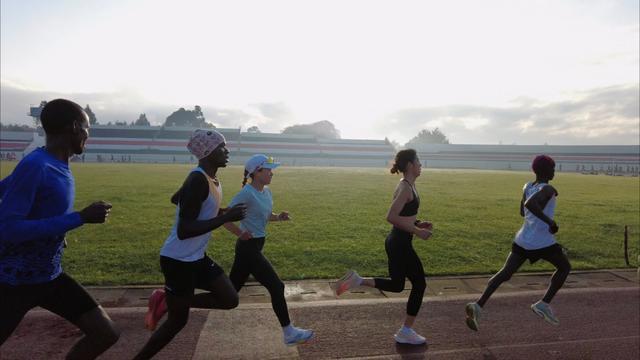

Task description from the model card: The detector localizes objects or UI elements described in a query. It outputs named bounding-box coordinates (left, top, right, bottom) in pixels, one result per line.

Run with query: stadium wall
left=1, top=126, right=638, bottom=173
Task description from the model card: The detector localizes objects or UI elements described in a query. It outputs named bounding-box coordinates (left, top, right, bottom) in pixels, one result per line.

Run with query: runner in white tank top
left=514, top=181, right=557, bottom=250
left=136, top=129, right=247, bottom=359
left=160, top=167, right=223, bottom=261
left=465, top=155, right=571, bottom=332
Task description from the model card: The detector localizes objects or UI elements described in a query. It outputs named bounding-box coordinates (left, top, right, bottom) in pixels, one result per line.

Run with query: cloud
left=0, top=81, right=164, bottom=125
left=197, top=103, right=295, bottom=132
left=378, top=84, right=639, bottom=145
left=3, top=80, right=638, bottom=144
left=0, top=81, right=295, bottom=132
left=250, top=102, right=294, bottom=123
left=204, top=108, right=252, bottom=128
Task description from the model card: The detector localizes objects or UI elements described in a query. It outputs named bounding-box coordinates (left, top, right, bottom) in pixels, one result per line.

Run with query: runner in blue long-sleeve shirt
left=0, top=99, right=120, bottom=359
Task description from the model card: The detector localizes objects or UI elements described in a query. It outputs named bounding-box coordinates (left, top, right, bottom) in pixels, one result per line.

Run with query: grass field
left=1, top=162, right=639, bottom=285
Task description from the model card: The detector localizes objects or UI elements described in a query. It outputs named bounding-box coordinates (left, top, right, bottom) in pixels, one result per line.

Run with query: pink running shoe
left=333, top=270, right=362, bottom=296
left=145, top=289, right=168, bottom=331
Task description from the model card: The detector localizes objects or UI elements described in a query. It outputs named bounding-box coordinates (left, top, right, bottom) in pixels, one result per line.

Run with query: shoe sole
left=144, top=311, right=156, bottom=331
left=145, top=291, right=165, bottom=331
left=285, top=332, right=315, bottom=346
left=394, top=335, right=426, bottom=345
left=465, top=304, right=479, bottom=331
left=531, top=306, right=559, bottom=326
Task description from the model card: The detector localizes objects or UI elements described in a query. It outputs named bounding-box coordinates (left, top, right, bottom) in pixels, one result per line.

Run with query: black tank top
left=398, top=179, right=419, bottom=216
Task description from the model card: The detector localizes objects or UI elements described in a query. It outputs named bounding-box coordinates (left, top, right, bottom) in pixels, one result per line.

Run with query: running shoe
left=465, top=302, right=482, bottom=331
left=284, top=327, right=314, bottom=346
left=394, top=327, right=427, bottom=345
left=531, top=300, right=559, bottom=325
left=145, top=289, right=168, bottom=331
left=333, top=270, right=362, bottom=296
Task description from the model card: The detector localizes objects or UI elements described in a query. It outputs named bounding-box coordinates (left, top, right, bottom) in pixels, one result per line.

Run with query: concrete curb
left=85, top=269, right=639, bottom=308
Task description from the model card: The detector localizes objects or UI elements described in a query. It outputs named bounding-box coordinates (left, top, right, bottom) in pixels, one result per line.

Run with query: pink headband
left=187, top=129, right=226, bottom=159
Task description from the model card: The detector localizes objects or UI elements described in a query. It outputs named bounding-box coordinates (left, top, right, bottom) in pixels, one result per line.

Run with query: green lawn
left=1, top=162, right=638, bottom=285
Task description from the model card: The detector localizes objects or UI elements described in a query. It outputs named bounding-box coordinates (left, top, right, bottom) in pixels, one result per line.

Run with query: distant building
left=414, top=144, right=640, bottom=173
left=2, top=126, right=638, bottom=173
left=18, top=125, right=395, bottom=167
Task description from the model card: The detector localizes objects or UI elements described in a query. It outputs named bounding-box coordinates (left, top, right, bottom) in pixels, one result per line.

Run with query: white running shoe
left=465, top=302, right=481, bottom=331
left=333, top=270, right=362, bottom=296
left=284, top=326, right=314, bottom=346
left=394, top=327, right=427, bottom=345
left=531, top=300, right=559, bottom=325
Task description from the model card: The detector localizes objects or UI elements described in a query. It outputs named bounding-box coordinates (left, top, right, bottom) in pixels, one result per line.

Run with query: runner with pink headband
left=135, top=129, right=247, bottom=359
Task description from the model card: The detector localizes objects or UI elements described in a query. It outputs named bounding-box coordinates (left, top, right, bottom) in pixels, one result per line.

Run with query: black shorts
left=512, top=243, right=565, bottom=264
left=160, top=255, right=224, bottom=297
left=0, top=272, right=99, bottom=322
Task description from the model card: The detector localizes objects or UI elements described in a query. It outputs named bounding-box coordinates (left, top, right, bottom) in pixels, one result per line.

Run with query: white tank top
left=160, top=168, right=222, bottom=261
left=514, top=182, right=557, bottom=250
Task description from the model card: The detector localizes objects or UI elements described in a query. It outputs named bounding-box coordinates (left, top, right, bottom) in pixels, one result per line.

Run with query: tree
left=85, top=105, right=98, bottom=125
left=385, top=137, right=401, bottom=150
left=404, top=128, right=450, bottom=147
left=281, top=120, right=340, bottom=139
left=164, top=106, right=215, bottom=128
left=194, top=105, right=205, bottom=125
left=135, top=113, right=151, bottom=126
left=247, top=125, right=261, bottom=133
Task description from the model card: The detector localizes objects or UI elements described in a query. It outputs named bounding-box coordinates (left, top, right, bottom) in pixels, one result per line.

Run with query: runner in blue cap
left=224, top=154, right=314, bottom=346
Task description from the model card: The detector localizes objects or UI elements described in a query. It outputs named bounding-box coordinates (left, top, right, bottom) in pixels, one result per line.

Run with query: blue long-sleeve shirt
left=0, top=174, right=10, bottom=198
left=0, top=147, right=83, bottom=285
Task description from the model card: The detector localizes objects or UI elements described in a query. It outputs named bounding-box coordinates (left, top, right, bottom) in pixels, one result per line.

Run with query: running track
left=1, top=287, right=638, bottom=359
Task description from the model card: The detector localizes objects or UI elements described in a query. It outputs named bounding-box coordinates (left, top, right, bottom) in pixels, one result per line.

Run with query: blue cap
left=245, top=154, right=280, bottom=175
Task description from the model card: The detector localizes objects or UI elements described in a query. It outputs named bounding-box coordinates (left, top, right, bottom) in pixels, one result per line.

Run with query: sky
left=1, top=0, right=638, bottom=145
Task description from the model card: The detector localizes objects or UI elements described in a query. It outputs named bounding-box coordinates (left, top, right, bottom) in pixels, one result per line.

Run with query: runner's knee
left=558, top=259, right=571, bottom=274
left=266, top=280, right=285, bottom=296
left=220, top=292, right=239, bottom=309
left=411, top=276, right=426, bottom=292
left=100, top=323, right=120, bottom=347
left=388, top=278, right=405, bottom=292
left=85, top=321, right=120, bottom=348
left=495, top=268, right=515, bottom=282
left=166, top=312, right=189, bottom=331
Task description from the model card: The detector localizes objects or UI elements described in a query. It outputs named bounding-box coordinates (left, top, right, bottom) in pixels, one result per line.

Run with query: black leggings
left=0, top=273, right=98, bottom=345
left=229, top=237, right=290, bottom=327
left=374, top=229, right=427, bottom=316
left=477, top=244, right=571, bottom=307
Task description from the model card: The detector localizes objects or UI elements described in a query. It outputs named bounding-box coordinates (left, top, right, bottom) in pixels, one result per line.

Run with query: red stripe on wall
left=0, top=142, right=29, bottom=150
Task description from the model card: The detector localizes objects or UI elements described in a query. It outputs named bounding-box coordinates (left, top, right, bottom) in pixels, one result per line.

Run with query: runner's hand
left=415, top=228, right=432, bottom=240
left=416, top=221, right=432, bottom=230
left=239, top=230, right=252, bottom=241
left=79, top=201, right=112, bottom=223
left=549, top=221, right=559, bottom=234
left=223, top=204, right=247, bottom=222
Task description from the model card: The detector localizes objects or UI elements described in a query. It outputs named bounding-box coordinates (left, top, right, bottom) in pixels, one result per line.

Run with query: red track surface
left=1, top=287, right=638, bottom=359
